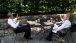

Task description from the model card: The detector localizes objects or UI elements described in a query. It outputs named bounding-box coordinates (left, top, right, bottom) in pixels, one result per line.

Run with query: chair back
left=57, top=28, right=70, bottom=37
left=6, top=23, right=18, bottom=34
left=58, top=27, right=71, bottom=37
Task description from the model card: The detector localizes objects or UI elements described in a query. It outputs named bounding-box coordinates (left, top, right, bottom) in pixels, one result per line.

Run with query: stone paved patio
left=0, top=28, right=76, bottom=43
left=0, top=14, right=76, bottom=43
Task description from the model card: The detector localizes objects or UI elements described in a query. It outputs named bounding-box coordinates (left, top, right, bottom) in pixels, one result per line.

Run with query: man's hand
left=17, top=20, right=21, bottom=22
left=16, top=13, right=18, bottom=18
left=60, top=15, right=63, bottom=19
left=51, top=20, right=56, bottom=24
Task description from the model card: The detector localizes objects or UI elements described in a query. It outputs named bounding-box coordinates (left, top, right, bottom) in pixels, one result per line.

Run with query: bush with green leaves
left=0, top=0, right=76, bottom=15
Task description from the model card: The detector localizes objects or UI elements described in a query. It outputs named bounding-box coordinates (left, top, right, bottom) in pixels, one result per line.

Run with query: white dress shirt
left=52, top=19, right=71, bottom=33
left=60, top=19, right=64, bottom=23
left=8, top=18, right=19, bottom=29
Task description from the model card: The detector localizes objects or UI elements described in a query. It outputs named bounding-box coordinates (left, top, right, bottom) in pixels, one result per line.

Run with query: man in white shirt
left=7, top=13, right=32, bottom=40
left=46, top=14, right=71, bottom=41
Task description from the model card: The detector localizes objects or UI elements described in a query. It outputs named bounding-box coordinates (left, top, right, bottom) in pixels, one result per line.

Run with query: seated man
left=46, top=14, right=71, bottom=41
left=7, top=13, right=32, bottom=40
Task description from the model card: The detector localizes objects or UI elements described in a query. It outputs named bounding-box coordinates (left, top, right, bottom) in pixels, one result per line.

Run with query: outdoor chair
left=52, top=27, right=74, bottom=43
left=6, top=24, right=25, bottom=43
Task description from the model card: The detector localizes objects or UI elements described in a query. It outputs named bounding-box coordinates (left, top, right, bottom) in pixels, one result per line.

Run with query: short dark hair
left=51, top=18, right=56, bottom=21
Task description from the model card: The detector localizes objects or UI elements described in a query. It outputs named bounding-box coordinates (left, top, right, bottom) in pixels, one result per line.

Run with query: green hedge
left=0, top=0, right=76, bottom=15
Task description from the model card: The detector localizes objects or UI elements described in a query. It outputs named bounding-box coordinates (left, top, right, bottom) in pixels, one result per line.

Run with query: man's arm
left=8, top=20, right=19, bottom=28
left=60, top=15, right=64, bottom=23
left=16, top=13, right=18, bottom=18
left=14, top=13, right=18, bottom=21
left=54, top=21, right=70, bottom=31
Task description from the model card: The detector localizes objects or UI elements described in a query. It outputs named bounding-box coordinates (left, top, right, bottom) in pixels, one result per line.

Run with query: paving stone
left=0, top=31, right=76, bottom=43
left=0, top=15, right=76, bottom=43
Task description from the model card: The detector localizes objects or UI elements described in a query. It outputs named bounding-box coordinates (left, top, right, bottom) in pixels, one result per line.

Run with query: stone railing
left=0, top=14, right=76, bottom=26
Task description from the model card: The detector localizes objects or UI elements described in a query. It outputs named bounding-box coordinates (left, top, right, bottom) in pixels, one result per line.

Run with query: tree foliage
left=0, top=0, right=76, bottom=15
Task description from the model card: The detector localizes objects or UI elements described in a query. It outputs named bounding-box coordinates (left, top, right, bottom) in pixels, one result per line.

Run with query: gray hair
left=64, top=14, right=70, bottom=19
left=7, top=13, right=13, bottom=17
left=66, top=14, right=70, bottom=18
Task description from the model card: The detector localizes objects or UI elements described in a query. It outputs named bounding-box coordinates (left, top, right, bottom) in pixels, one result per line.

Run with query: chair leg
left=12, top=33, right=15, bottom=39
left=14, top=34, right=17, bottom=43
left=69, top=33, right=74, bottom=42
left=58, top=37, right=63, bottom=43
left=3, top=29, right=8, bottom=36
left=60, top=41, right=62, bottom=43
left=3, top=29, right=6, bottom=36
left=39, top=28, right=46, bottom=41
left=1, top=29, right=6, bottom=37
left=66, top=35, right=69, bottom=43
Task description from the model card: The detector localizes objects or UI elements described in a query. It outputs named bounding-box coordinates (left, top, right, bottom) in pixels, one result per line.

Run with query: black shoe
left=26, top=37, right=33, bottom=40
left=45, top=38, right=52, bottom=41
left=24, top=35, right=26, bottom=38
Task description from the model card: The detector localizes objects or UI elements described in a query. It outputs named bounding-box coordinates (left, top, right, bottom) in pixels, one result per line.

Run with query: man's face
left=10, top=14, right=14, bottom=18
left=63, top=14, right=67, bottom=21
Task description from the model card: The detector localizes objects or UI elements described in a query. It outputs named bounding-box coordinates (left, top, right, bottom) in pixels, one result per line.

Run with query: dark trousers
left=70, top=24, right=76, bottom=32
left=14, top=24, right=31, bottom=39
left=47, top=24, right=54, bottom=39
left=47, top=24, right=64, bottom=40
